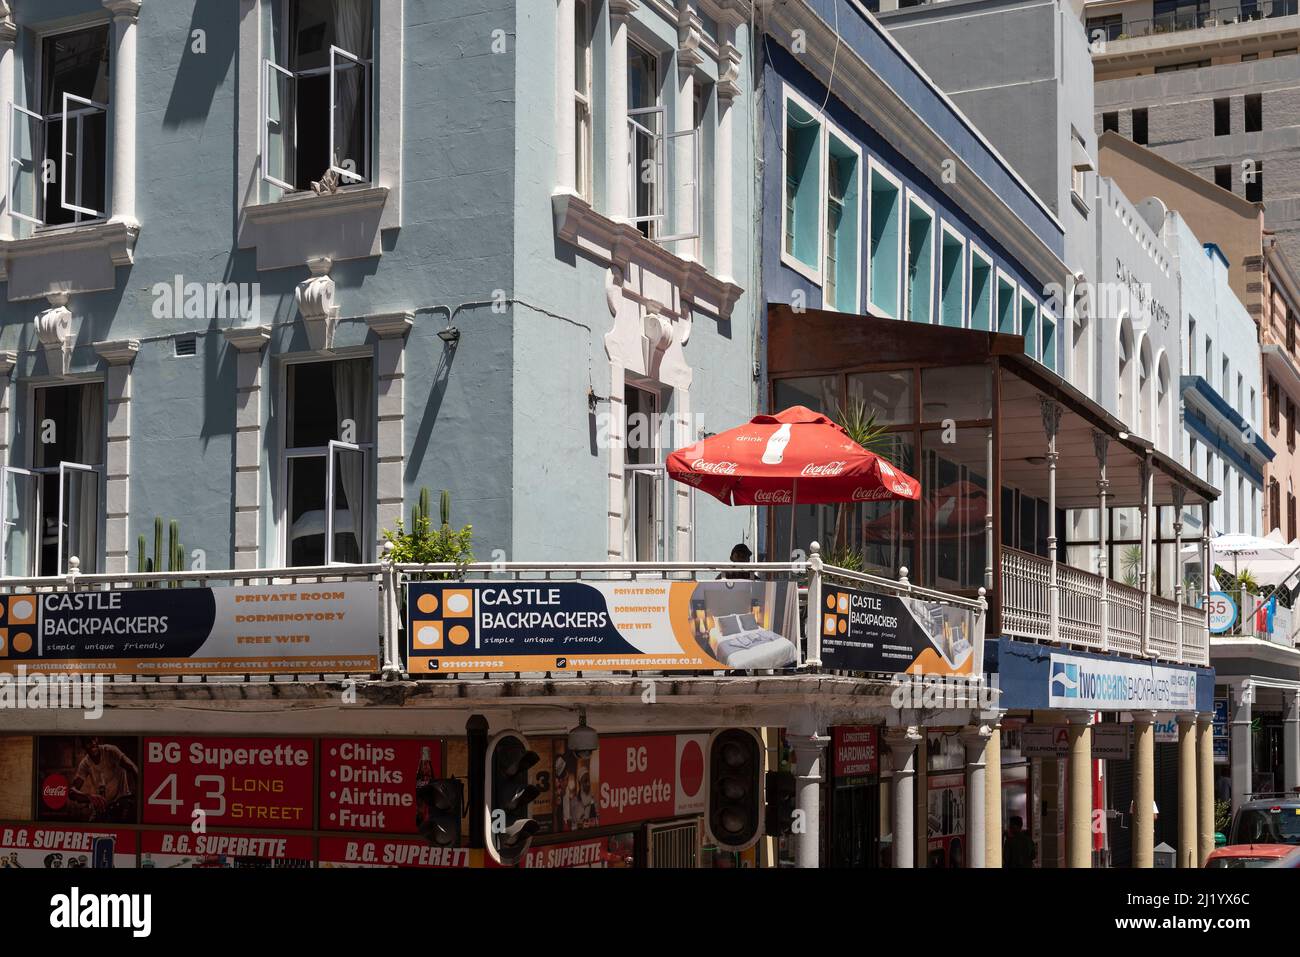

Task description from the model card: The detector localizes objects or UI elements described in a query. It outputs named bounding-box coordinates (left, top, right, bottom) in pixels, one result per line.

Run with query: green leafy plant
left=1119, top=544, right=1143, bottom=587
left=382, top=488, right=474, bottom=577
left=828, top=399, right=897, bottom=562
left=1214, top=799, right=1232, bottom=836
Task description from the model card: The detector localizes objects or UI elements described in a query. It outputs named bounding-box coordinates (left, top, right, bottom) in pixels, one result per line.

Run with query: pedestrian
left=722, top=543, right=755, bottom=580
left=1003, top=815, right=1036, bottom=868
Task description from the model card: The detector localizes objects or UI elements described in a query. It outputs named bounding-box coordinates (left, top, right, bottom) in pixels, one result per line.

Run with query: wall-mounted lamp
left=567, top=707, right=600, bottom=759
left=437, top=325, right=461, bottom=344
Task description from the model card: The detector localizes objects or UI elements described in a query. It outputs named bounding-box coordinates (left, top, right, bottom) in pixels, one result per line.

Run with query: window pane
left=969, top=255, right=992, bottom=331
left=906, top=201, right=933, bottom=323
left=330, top=444, right=367, bottom=562
left=288, top=455, right=328, bottom=566
left=34, top=384, right=105, bottom=468
left=923, top=428, right=989, bottom=591
left=784, top=99, right=821, bottom=267
left=920, top=366, right=991, bottom=421
left=825, top=140, right=859, bottom=311
left=996, top=276, right=1016, bottom=335
left=939, top=231, right=964, bottom=328
left=869, top=169, right=901, bottom=317
left=288, top=0, right=373, bottom=71
left=266, top=63, right=297, bottom=188
left=288, top=359, right=373, bottom=448
left=848, top=371, right=913, bottom=425
left=61, top=467, right=100, bottom=574
left=2, top=470, right=35, bottom=577
left=41, top=26, right=109, bottom=225
left=1021, top=297, right=1037, bottom=361
left=774, top=376, right=838, bottom=417
left=1041, top=315, right=1056, bottom=372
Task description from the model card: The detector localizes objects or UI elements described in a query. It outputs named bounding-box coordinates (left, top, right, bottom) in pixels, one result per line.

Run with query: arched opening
left=1156, top=353, right=1171, bottom=455
left=1117, top=315, right=1134, bottom=428
left=1138, top=335, right=1153, bottom=441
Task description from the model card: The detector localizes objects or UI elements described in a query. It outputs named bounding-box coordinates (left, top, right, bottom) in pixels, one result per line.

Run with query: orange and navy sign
left=0, top=594, right=38, bottom=659
left=819, top=586, right=981, bottom=676
left=406, top=580, right=800, bottom=673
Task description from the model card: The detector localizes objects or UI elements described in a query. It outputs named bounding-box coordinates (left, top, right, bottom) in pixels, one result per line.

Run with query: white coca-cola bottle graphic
left=762, top=423, right=792, bottom=464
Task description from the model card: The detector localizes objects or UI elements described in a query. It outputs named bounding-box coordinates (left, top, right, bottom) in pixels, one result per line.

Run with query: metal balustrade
left=1000, top=549, right=1208, bottom=666
left=1101, top=0, right=1299, bottom=42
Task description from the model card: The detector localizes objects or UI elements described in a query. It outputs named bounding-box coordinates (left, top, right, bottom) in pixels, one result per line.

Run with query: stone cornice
left=366, top=312, right=414, bottom=339
left=223, top=324, right=272, bottom=352
left=552, top=193, right=743, bottom=320
left=93, top=338, right=141, bottom=366
left=102, top=0, right=143, bottom=22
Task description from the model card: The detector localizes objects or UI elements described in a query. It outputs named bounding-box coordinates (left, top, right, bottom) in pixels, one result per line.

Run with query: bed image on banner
left=406, top=580, right=800, bottom=673
left=817, top=584, right=983, bottom=675
left=0, top=582, right=379, bottom=676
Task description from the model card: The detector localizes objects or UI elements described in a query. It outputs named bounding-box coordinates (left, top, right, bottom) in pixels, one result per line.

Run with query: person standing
left=1003, top=815, right=1036, bottom=868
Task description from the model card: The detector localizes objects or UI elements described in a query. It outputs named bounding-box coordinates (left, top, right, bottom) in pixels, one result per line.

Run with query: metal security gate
left=646, top=820, right=700, bottom=867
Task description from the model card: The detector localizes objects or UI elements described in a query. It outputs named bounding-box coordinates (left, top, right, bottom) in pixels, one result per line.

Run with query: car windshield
left=1232, top=808, right=1300, bottom=845
left=1206, top=856, right=1284, bottom=868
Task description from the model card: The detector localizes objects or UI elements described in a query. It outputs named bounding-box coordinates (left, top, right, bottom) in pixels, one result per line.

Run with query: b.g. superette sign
left=1048, top=653, right=1197, bottom=710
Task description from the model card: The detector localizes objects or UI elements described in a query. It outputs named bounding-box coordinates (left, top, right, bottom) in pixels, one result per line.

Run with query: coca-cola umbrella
left=666, top=405, right=921, bottom=554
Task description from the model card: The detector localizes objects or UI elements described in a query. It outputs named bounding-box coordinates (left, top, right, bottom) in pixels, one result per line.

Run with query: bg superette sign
left=0, top=583, right=379, bottom=676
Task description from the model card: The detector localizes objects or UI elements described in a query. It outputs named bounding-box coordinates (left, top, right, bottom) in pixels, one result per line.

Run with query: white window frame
left=968, top=242, right=993, bottom=331
left=904, top=190, right=936, bottom=325
left=822, top=122, right=862, bottom=314
left=279, top=355, right=376, bottom=567
left=937, top=220, right=967, bottom=328
left=0, top=466, right=36, bottom=578
left=574, top=0, right=593, bottom=202
left=622, top=382, right=666, bottom=562
left=779, top=84, right=824, bottom=286
left=10, top=22, right=113, bottom=229
left=260, top=4, right=376, bottom=195
left=995, top=268, right=1018, bottom=337
left=1018, top=290, right=1040, bottom=361
left=866, top=156, right=904, bottom=321
left=1040, top=304, right=1059, bottom=372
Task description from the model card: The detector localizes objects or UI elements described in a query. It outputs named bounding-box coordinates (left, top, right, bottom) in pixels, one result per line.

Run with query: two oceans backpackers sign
left=405, top=579, right=801, bottom=673
left=0, top=583, right=379, bottom=676
left=817, top=584, right=984, bottom=676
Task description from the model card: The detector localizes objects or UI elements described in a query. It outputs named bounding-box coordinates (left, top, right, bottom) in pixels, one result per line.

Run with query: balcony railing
left=1101, top=1, right=1299, bottom=42
left=0, top=547, right=985, bottom=683
left=1000, top=547, right=1209, bottom=665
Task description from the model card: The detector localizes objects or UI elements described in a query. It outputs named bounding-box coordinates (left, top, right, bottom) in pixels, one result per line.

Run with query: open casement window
left=823, top=131, right=861, bottom=312
left=938, top=225, right=965, bottom=328
left=995, top=272, right=1017, bottom=336
left=284, top=358, right=374, bottom=567
left=0, top=467, right=36, bottom=577
left=905, top=195, right=935, bottom=324
left=868, top=161, right=902, bottom=319
left=264, top=0, right=374, bottom=193
left=574, top=0, right=593, bottom=201
left=1020, top=294, right=1039, bottom=361
left=9, top=25, right=110, bottom=228
left=28, top=383, right=105, bottom=575
left=627, top=110, right=699, bottom=243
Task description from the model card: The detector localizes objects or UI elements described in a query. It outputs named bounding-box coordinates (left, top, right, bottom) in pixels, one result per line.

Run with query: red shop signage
left=832, top=726, right=878, bottom=778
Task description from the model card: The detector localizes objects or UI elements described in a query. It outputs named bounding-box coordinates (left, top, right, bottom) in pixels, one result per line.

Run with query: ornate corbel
left=642, top=300, right=674, bottom=374
left=677, top=6, right=705, bottom=78
left=295, top=256, right=339, bottom=352
left=35, top=292, right=73, bottom=377
left=0, top=2, right=16, bottom=44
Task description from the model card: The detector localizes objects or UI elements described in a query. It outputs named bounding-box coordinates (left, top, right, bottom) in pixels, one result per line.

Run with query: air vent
left=174, top=335, right=197, bottom=357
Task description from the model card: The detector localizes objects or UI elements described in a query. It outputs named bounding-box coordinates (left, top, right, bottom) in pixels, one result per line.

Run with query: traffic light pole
left=467, top=714, right=488, bottom=850
left=788, top=714, right=828, bottom=869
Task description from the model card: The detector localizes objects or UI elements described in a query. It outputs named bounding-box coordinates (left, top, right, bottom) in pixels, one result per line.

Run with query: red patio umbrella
left=666, top=405, right=920, bottom=507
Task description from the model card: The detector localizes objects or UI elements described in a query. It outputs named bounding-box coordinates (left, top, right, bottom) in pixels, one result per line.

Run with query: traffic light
left=706, top=728, right=764, bottom=851
left=484, top=730, right=542, bottom=866
left=417, top=778, right=464, bottom=848
left=764, top=769, right=796, bottom=837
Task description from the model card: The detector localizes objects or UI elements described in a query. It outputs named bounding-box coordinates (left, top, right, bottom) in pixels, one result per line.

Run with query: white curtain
left=71, top=384, right=103, bottom=572
left=332, top=360, right=372, bottom=560
left=331, top=0, right=372, bottom=175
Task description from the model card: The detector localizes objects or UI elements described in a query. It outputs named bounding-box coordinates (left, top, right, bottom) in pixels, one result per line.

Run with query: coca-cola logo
left=851, top=486, right=895, bottom=502
left=801, top=461, right=847, bottom=477
left=691, top=459, right=739, bottom=475
left=754, top=488, right=793, bottom=504
left=41, top=774, right=69, bottom=810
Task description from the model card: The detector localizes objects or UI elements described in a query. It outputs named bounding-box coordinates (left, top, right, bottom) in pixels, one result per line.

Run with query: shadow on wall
left=162, top=0, right=236, bottom=131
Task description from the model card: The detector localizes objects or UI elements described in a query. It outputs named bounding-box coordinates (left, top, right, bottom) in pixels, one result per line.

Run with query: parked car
left=1227, top=795, right=1300, bottom=848
left=1205, top=844, right=1300, bottom=868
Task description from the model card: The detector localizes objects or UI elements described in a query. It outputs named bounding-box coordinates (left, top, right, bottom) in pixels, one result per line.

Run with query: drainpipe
left=1140, top=456, right=1152, bottom=657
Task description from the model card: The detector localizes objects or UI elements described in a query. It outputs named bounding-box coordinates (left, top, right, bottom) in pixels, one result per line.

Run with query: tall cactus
left=411, top=486, right=431, bottom=532
left=153, top=516, right=163, bottom=576
left=440, top=488, right=450, bottom=528
left=136, top=518, right=184, bottom=583
left=136, top=534, right=147, bottom=573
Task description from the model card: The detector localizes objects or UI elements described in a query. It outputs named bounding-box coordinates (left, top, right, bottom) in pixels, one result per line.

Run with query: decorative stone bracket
left=35, top=292, right=73, bottom=376
left=295, top=256, right=339, bottom=352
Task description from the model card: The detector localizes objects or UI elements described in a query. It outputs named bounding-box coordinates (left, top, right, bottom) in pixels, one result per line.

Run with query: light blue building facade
left=0, top=0, right=760, bottom=575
